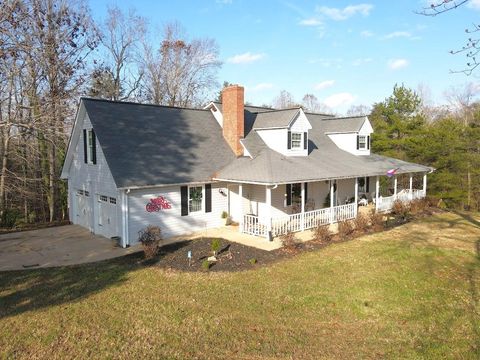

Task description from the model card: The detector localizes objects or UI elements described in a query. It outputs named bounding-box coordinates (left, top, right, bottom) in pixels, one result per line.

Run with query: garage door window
left=109, top=197, right=116, bottom=204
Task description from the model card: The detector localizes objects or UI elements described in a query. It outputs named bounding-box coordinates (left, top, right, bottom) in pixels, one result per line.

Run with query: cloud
left=249, top=83, right=274, bottom=92
left=468, top=0, right=480, bottom=10
left=227, top=52, right=265, bottom=64
left=314, top=80, right=335, bottom=90
left=352, top=57, right=373, bottom=66
left=315, top=4, right=373, bottom=21
left=299, top=18, right=323, bottom=26
left=360, top=30, right=374, bottom=37
left=323, top=92, right=357, bottom=108
left=388, top=58, right=409, bottom=70
left=383, top=31, right=412, bottom=39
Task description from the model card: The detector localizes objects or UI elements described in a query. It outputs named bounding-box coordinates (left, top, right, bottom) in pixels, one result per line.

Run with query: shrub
left=337, top=220, right=354, bottom=240
left=313, top=224, right=333, bottom=243
left=410, top=198, right=427, bottom=215
left=280, top=231, right=299, bottom=252
left=138, top=225, right=162, bottom=260
left=221, top=211, right=228, bottom=219
left=202, top=259, right=211, bottom=271
left=369, top=209, right=384, bottom=232
left=249, top=258, right=257, bottom=265
left=211, top=238, right=221, bottom=256
left=392, top=200, right=410, bottom=221
left=225, top=216, right=232, bottom=226
left=353, top=213, right=370, bottom=233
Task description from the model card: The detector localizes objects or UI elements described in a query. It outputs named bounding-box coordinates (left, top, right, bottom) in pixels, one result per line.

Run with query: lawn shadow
left=0, top=240, right=195, bottom=320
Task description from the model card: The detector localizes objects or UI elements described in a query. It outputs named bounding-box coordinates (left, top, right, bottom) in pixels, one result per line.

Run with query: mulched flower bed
left=142, top=208, right=442, bottom=272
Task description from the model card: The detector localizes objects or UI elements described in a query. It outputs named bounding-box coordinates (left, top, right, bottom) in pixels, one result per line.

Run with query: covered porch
left=227, top=172, right=428, bottom=240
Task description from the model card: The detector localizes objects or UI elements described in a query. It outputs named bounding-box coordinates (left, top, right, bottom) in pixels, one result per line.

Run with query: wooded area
left=0, top=0, right=479, bottom=229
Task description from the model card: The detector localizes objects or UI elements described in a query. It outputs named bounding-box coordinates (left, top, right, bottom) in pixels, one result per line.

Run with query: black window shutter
left=356, top=135, right=360, bottom=150
left=287, top=131, right=291, bottom=149
left=304, top=183, right=308, bottom=202
left=180, top=186, right=188, bottom=216
left=303, top=132, right=307, bottom=150
left=366, top=177, right=370, bottom=193
left=286, top=184, right=292, bottom=206
left=367, top=135, right=370, bottom=150
left=91, top=129, right=97, bottom=164
left=83, top=129, right=87, bottom=163
left=205, top=184, right=212, bottom=213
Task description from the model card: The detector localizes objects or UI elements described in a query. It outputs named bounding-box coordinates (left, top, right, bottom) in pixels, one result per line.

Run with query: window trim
left=87, top=129, right=94, bottom=164
left=290, top=132, right=303, bottom=150
left=188, top=185, right=204, bottom=213
left=358, top=135, right=367, bottom=150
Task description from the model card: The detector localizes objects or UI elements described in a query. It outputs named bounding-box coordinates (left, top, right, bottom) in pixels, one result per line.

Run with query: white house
left=61, top=85, right=433, bottom=247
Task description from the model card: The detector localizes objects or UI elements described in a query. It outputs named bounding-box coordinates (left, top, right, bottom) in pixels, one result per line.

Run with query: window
left=358, top=177, right=369, bottom=193
left=87, top=130, right=94, bottom=163
left=109, top=197, right=116, bottom=204
left=84, top=191, right=90, bottom=197
left=291, top=132, right=302, bottom=149
left=188, top=186, right=203, bottom=213
left=291, top=183, right=302, bottom=205
left=99, top=195, right=108, bottom=202
left=358, top=135, right=367, bottom=150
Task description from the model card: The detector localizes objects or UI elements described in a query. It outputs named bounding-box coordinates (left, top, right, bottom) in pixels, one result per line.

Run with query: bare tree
left=301, top=94, right=332, bottom=114
left=140, top=22, right=222, bottom=107
left=417, top=1, right=479, bottom=75
left=346, top=104, right=371, bottom=117
left=93, top=6, right=145, bottom=100
left=444, top=82, right=479, bottom=125
left=273, top=90, right=296, bottom=109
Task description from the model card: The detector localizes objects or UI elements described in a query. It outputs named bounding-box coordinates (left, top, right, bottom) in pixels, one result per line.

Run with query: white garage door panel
left=76, top=190, right=92, bottom=231
left=97, top=195, right=118, bottom=238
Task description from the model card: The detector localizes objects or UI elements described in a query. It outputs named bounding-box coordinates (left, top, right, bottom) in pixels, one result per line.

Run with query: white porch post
left=265, top=185, right=272, bottom=240
left=301, top=182, right=305, bottom=231
left=375, top=176, right=379, bottom=213
left=330, top=180, right=334, bottom=224
left=393, top=176, right=398, bottom=198
left=238, top=184, right=243, bottom=233
left=423, top=173, right=427, bottom=197
left=354, top=177, right=358, bottom=217
left=409, top=174, right=413, bottom=200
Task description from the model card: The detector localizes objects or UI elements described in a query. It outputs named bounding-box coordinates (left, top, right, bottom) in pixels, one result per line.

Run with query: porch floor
left=164, top=223, right=340, bottom=252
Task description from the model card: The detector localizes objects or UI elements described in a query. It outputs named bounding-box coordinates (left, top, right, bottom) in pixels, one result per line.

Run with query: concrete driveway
left=0, top=225, right=139, bottom=271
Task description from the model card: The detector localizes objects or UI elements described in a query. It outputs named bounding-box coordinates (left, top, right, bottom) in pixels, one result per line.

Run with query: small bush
left=225, top=216, right=232, bottom=226
left=313, top=224, right=333, bottom=243
left=249, top=258, right=257, bottom=265
left=369, top=209, right=384, bottom=232
left=138, top=225, right=162, bottom=260
left=280, top=231, right=299, bottom=252
left=353, top=213, right=370, bottom=233
left=337, top=220, right=354, bottom=240
left=392, top=200, right=410, bottom=221
left=211, top=238, right=221, bottom=256
left=221, top=211, right=228, bottom=219
left=410, top=199, right=426, bottom=215
left=202, top=259, right=211, bottom=271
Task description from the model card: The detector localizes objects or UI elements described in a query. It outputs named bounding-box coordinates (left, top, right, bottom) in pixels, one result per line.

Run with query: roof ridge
left=81, top=97, right=209, bottom=112
left=254, top=107, right=300, bottom=114
left=322, top=115, right=367, bottom=121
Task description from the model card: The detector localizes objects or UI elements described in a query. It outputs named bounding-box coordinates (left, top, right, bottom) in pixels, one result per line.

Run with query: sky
left=87, top=0, right=480, bottom=113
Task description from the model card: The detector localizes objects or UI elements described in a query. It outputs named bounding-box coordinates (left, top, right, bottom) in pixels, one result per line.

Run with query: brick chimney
left=221, top=85, right=245, bottom=156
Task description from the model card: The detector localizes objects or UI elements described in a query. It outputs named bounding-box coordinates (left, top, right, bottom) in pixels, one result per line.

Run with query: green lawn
left=1, top=212, right=479, bottom=359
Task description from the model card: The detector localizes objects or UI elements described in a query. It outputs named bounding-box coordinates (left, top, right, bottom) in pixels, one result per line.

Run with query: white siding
left=327, top=118, right=373, bottom=156
left=66, top=113, right=121, bottom=238
left=127, top=182, right=229, bottom=244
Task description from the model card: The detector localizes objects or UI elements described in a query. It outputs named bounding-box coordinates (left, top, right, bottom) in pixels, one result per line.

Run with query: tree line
left=0, top=0, right=221, bottom=227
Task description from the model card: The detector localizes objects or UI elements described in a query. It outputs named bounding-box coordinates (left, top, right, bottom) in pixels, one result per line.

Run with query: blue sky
left=88, top=0, right=480, bottom=113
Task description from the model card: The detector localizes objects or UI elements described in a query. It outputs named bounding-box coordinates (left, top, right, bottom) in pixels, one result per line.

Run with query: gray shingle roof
left=252, top=108, right=301, bottom=129
left=308, top=114, right=367, bottom=133
left=215, top=117, right=432, bottom=184
left=82, top=98, right=236, bottom=188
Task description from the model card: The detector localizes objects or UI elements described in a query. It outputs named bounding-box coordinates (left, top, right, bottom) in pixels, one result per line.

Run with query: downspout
left=122, top=189, right=131, bottom=248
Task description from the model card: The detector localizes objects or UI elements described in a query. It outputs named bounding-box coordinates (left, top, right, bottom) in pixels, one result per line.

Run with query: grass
left=0, top=211, right=479, bottom=359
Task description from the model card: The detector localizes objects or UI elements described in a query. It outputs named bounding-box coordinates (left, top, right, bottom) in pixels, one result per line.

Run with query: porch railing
left=242, top=203, right=356, bottom=238
left=376, top=189, right=426, bottom=213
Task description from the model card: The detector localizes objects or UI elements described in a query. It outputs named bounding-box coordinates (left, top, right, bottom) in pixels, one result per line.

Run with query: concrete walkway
left=0, top=225, right=139, bottom=271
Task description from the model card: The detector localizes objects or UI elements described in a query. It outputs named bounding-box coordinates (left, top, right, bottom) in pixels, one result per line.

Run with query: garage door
left=97, top=195, right=118, bottom=238
left=76, top=189, right=92, bottom=231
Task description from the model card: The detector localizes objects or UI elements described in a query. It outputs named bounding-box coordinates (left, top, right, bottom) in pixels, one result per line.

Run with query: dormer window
left=291, top=132, right=302, bottom=149
left=356, top=134, right=370, bottom=151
